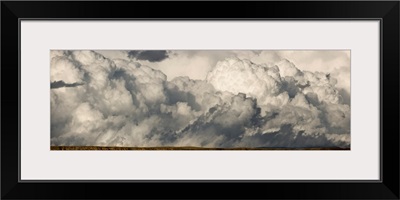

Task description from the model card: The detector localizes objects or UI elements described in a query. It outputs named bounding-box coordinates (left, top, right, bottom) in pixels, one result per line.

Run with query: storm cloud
left=51, top=50, right=350, bottom=148
left=127, top=50, right=169, bottom=62
left=51, top=80, right=84, bottom=89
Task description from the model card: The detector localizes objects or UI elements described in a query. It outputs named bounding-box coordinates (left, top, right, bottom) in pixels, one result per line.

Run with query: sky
left=50, top=50, right=350, bottom=148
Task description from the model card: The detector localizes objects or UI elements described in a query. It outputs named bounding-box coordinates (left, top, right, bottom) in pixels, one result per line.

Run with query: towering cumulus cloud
left=51, top=50, right=350, bottom=148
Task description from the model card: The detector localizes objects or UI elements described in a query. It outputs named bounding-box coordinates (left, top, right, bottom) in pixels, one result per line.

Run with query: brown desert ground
left=51, top=146, right=350, bottom=151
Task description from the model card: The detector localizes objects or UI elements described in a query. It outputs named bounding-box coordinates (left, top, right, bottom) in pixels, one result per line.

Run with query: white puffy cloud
left=250, top=50, right=351, bottom=105
left=50, top=53, right=84, bottom=83
left=51, top=50, right=350, bottom=148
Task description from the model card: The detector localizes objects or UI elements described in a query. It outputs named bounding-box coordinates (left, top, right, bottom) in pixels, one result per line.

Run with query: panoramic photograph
left=50, top=50, right=350, bottom=150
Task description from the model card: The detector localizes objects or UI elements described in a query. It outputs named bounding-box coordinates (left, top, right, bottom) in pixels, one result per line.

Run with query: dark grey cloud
left=127, top=50, right=169, bottom=62
left=51, top=80, right=84, bottom=89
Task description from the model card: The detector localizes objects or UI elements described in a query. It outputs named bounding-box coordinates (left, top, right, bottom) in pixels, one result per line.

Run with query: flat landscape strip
left=51, top=146, right=350, bottom=151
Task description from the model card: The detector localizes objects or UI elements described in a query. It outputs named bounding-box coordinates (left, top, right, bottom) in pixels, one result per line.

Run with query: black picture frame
left=1, top=1, right=399, bottom=199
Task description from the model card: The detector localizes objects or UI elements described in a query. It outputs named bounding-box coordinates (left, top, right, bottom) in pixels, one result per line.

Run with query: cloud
left=127, top=50, right=169, bottom=62
left=250, top=50, right=351, bottom=97
left=206, top=57, right=285, bottom=113
left=51, top=50, right=350, bottom=148
left=51, top=80, right=84, bottom=89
